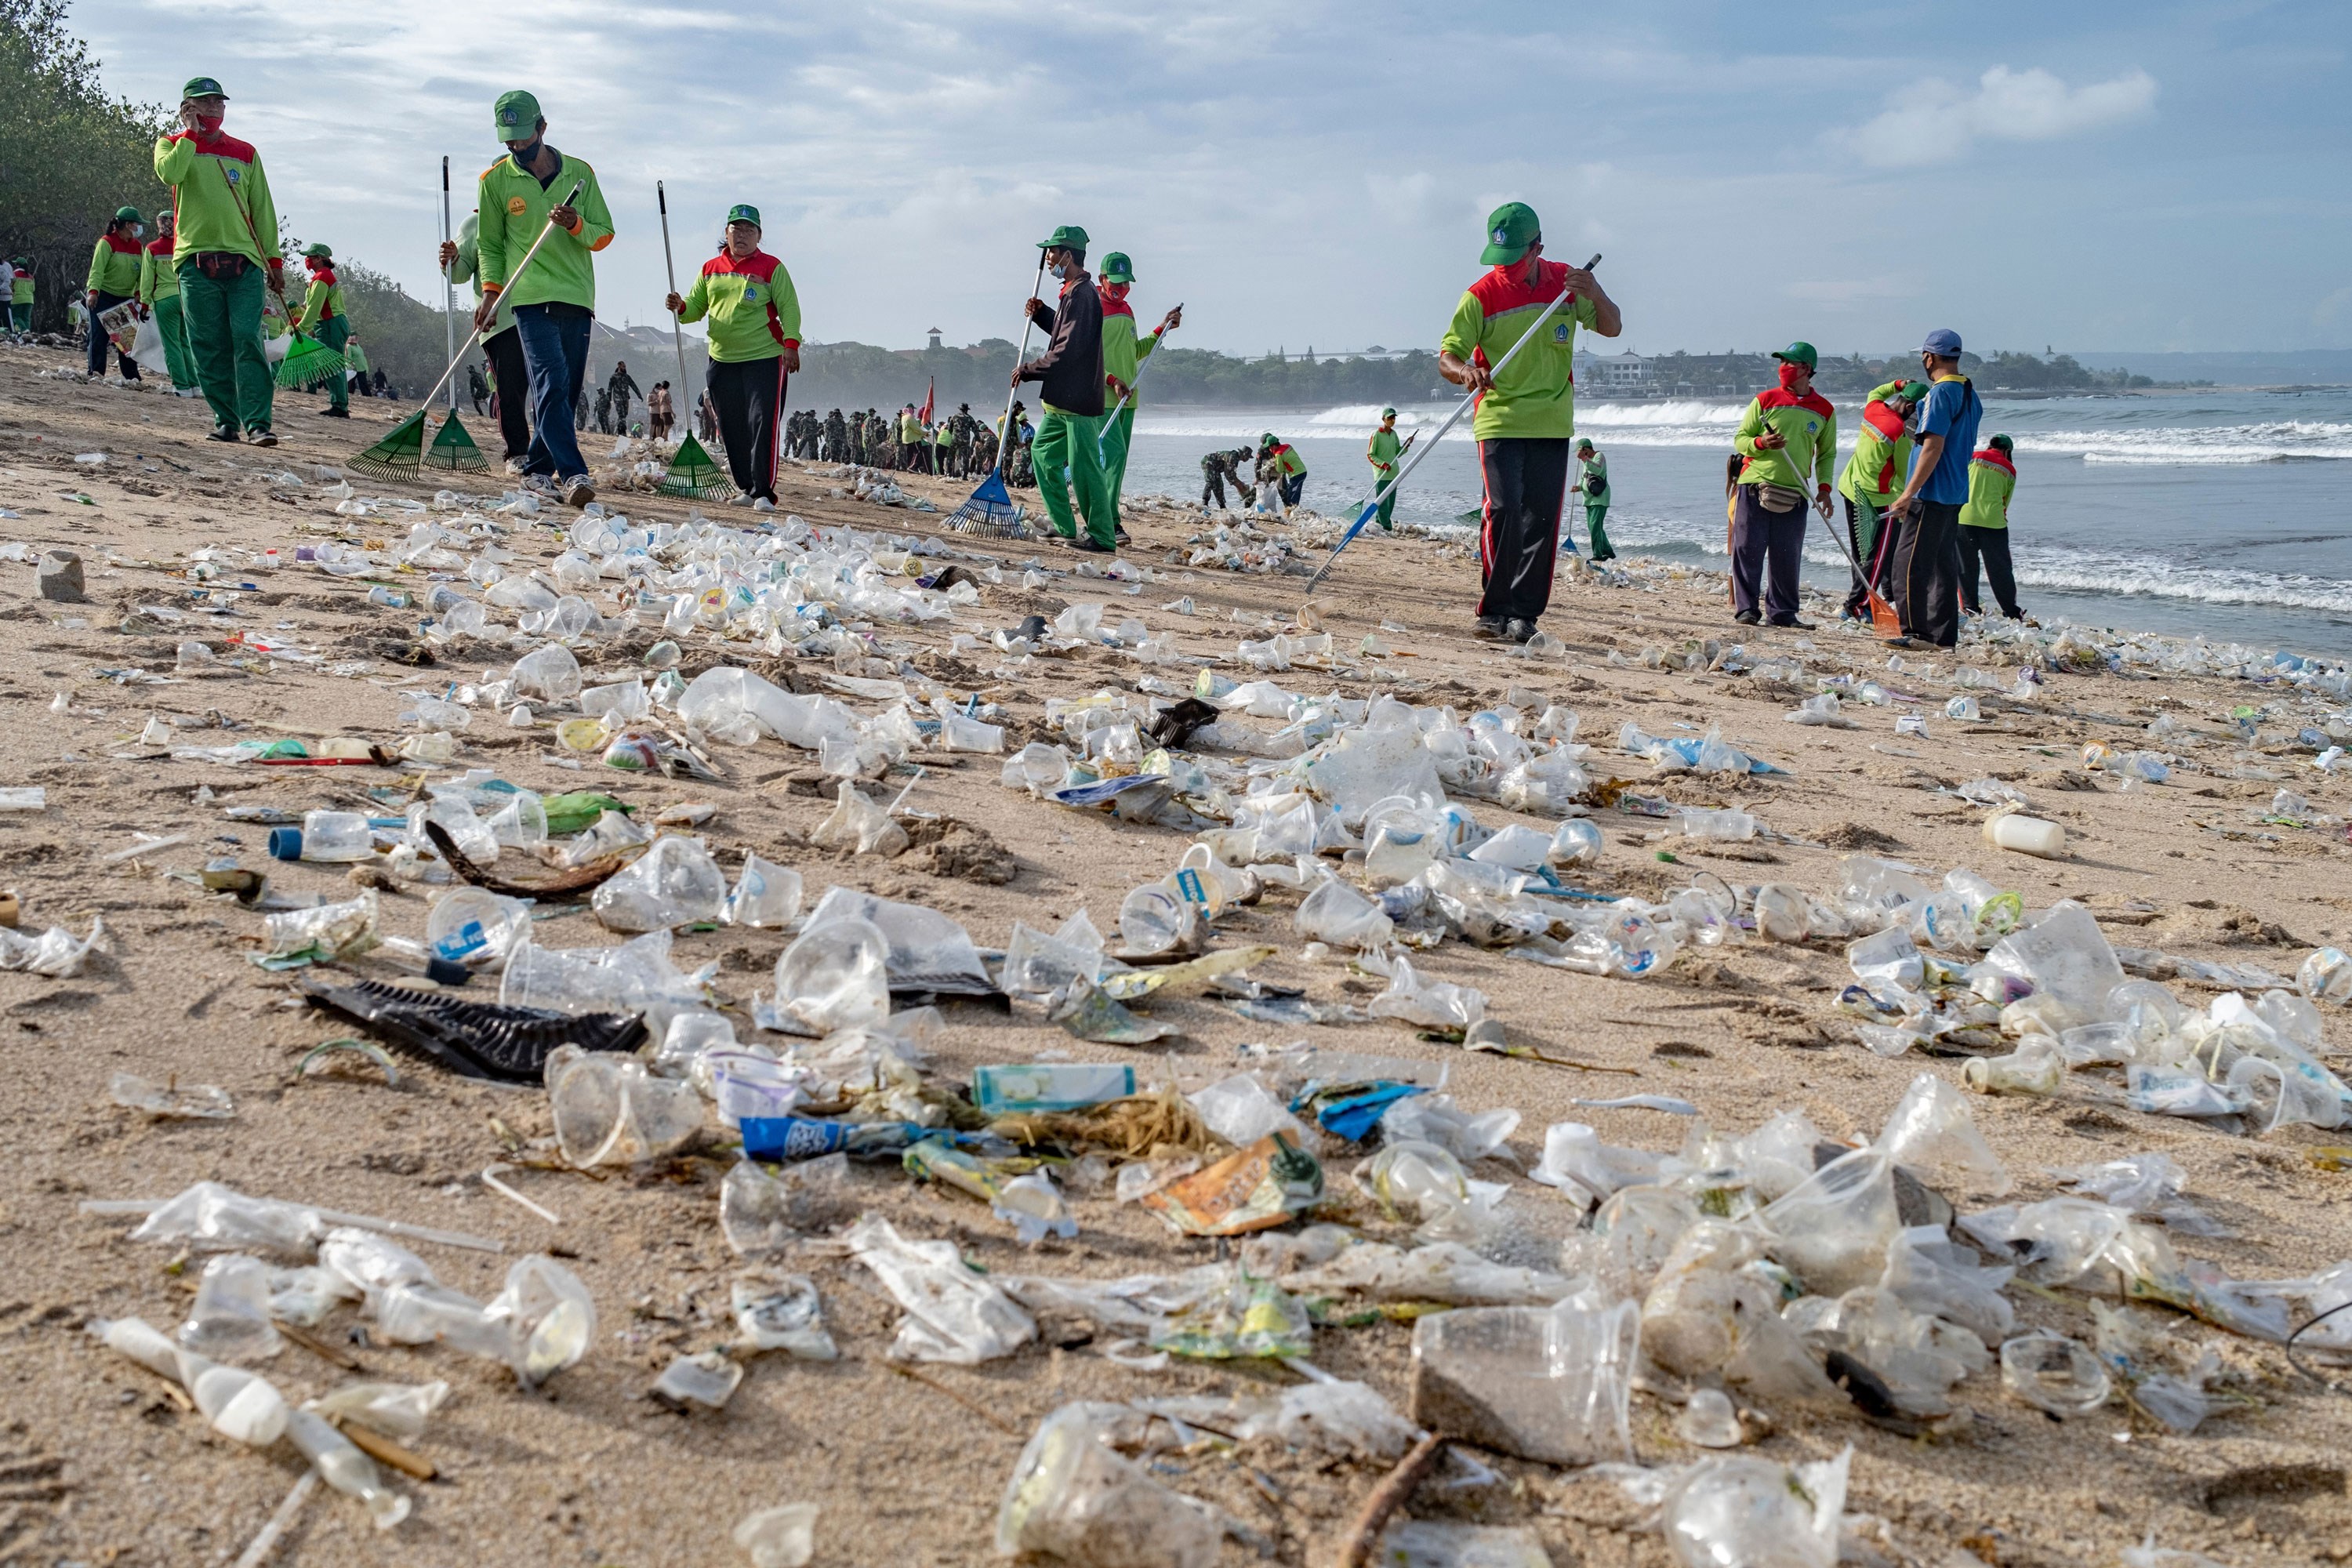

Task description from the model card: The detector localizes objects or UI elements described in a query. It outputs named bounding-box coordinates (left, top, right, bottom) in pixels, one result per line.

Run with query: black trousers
left=87, top=291, right=140, bottom=378
left=1891, top=498, right=1963, bottom=647
left=1476, top=437, right=1572, bottom=623
left=1730, top=484, right=1808, bottom=622
left=1958, top=524, right=2023, bottom=618
left=708, top=356, right=787, bottom=502
left=485, top=326, right=531, bottom=461
left=1842, top=494, right=1893, bottom=619
left=1202, top=470, right=1229, bottom=508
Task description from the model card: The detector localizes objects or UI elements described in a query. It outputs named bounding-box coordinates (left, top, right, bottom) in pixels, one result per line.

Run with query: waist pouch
left=191, top=252, right=248, bottom=280
left=1755, top=482, right=1805, bottom=513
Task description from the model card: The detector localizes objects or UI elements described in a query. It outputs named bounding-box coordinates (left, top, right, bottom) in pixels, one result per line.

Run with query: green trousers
left=151, top=294, right=197, bottom=389
left=176, top=260, right=273, bottom=433
left=1034, top=405, right=1113, bottom=547
left=314, top=315, right=350, bottom=409
left=1098, top=403, right=1137, bottom=523
left=1372, top=463, right=1399, bottom=529
left=1585, top=501, right=1613, bottom=559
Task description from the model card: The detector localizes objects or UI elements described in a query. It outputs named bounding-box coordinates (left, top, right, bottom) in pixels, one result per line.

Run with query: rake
left=350, top=178, right=583, bottom=482
left=943, top=253, right=1047, bottom=539
left=652, top=181, right=736, bottom=500
left=1306, top=253, right=1600, bottom=593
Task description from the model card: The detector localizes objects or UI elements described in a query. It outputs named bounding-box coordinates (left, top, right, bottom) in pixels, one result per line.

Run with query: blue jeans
left=512, top=303, right=590, bottom=480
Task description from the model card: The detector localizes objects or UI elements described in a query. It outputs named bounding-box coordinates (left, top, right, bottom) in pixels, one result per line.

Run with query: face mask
left=1777, top=361, right=1806, bottom=391
left=193, top=113, right=223, bottom=136
left=1049, top=261, right=1069, bottom=280
left=510, top=136, right=544, bottom=165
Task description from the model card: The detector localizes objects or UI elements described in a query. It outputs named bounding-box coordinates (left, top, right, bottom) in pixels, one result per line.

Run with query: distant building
left=926, top=327, right=943, bottom=349
left=1575, top=349, right=1656, bottom=395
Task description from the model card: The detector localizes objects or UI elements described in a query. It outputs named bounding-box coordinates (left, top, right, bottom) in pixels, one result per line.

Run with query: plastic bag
left=1756, top=1147, right=1900, bottom=1297
left=995, top=1403, right=1223, bottom=1568
left=1366, top=953, right=1486, bottom=1029
left=1663, top=1447, right=1849, bottom=1568
left=808, top=780, right=909, bottom=857
left=845, top=1214, right=1036, bottom=1364
left=1875, top=1073, right=2011, bottom=1195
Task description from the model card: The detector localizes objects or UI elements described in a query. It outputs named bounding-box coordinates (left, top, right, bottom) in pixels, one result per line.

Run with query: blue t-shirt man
left=1909, top=370, right=1981, bottom=504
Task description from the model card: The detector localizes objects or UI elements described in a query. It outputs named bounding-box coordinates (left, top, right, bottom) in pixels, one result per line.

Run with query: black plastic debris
left=299, top=974, right=645, bottom=1083
left=1146, top=696, right=1220, bottom=748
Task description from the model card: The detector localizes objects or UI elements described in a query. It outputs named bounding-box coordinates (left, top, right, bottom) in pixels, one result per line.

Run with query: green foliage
left=0, top=0, right=169, bottom=332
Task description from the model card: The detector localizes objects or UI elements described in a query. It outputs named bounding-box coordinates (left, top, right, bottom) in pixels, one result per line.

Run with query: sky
left=73, top=0, right=2352, bottom=359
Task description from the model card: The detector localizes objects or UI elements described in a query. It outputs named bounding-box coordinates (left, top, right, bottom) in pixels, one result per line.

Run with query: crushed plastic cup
left=1675, top=1387, right=1744, bottom=1449
left=770, top=917, right=891, bottom=1035
left=733, top=1274, right=840, bottom=1359
left=1962, top=1036, right=2066, bottom=1096
left=1999, top=1330, right=2110, bottom=1416
left=1664, top=1449, right=1849, bottom=1568
left=510, top=641, right=583, bottom=700
left=1408, top=1298, right=1639, bottom=1464
left=2302, top=947, right=2352, bottom=1004
left=426, top=887, right=529, bottom=967
left=1117, top=883, right=1196, bottom=956
left=545, top=1044, right=704, bottom=1167
left=179, top=1254, right=282, bottom=1361
left=725, top=854, right=804, bottom=928
left=1548, top=818, right=1603, bottom=866
left=735, top=1502, right=819, bottom=1568
left=298, top=810, right=373, bottom=863
left=591, top=834, right=728, bottom=931
left=995, top=1403, right=1223, bottom=1568
left=1294, top=877, right=1395, bottom=949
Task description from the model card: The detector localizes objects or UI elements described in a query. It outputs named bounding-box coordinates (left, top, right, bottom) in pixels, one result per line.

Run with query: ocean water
left=1124, top=388, right=2352, bottom=658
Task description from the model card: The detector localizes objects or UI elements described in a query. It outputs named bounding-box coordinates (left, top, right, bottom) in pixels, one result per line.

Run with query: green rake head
left=274, top=332, right=346, bottom=391
left=348, top=408, right=427, bottom=481
left=424, top=411, right=490, bottom=474
left=655, top=434, right=737, bottom=500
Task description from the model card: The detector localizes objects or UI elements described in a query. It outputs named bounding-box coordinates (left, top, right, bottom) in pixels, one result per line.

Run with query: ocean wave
left=2019, top=422, right=2352, bottom=464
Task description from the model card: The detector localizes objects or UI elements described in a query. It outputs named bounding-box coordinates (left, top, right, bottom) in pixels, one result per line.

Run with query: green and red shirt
left=154, top=128, right=280, bottom=267
left=475, top=151, right=614, bottom=314
left=1835, top=379, right=1916, bottom=509
left=674, top=248, right=800, bottom=364
left=1099, top=289, right=1163, bottom=409
left=296, top=263, right=343, bottom=331
left=1733, top=384, right=1838, bottom=492
left=85, top=233, right=143, bottom=298
left=1959, top=448, right=2016, bottom=530
left=1439, top=259, right=1601, bottom=441
left=1269, top=442, right=1307, bottom=479
left=137, top=235, right=179, bottom=303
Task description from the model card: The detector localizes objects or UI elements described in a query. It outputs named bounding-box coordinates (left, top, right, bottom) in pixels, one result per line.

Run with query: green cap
left=1480, top=201, right=1541, bottom=265
left=1771, top=340, right=1818, bottom=369
left=302, top=242, right=332, bottom=260
left=1897, top=379, right=1930, bottom=402
left=1990, top=434, right=2013, bottom=453
left=1099, top=251, right=1134, bottom=283
left=725, top=204, right=761, bottom=228
left=1576, top=437, right=1595, bottom=451
left=1260, top=431, right=1276, bottom=445
left=113, top=205, right=142, bottom=223
left=1380, top=407, right=1397, bottom=419
left=181, top=76, right=227, bottom=100
left=1036, top=224, right=1089, bottom=252
left=493, top=89, right=543, bottom=143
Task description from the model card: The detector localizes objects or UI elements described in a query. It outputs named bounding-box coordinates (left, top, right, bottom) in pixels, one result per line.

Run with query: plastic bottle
left=1984, top=811, right=2065, bottom=858
left=286, top=1406, right=410, bottom=1529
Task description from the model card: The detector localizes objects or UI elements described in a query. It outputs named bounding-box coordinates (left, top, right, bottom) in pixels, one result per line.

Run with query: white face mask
left=1049, top=261, right=1069, bottom=280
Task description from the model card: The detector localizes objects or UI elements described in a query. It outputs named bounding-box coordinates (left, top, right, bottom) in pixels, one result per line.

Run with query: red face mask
left=193, top=113, right=224, bottom=136
left=1102, top=281, right=1130, bottom=304
left=1777, top=361, right=1806, bottom=390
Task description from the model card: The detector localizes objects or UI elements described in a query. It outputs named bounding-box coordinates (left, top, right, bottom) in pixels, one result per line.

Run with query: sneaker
left=1066, top=538, right=1113, bottom=554
left=503, top=457, right=528, bottom=476
left=725, top=494, right=752, bottom=507
left=321, top=406, right=350, bottom=419
left=1472, top=618, right=1509, bottom=641
left=752, top=497, right=775, bottom=513
left=1114, top=526, right=1131, bottom=546
left=205, top=423, right=241, bottom=443
left=1769, top=615, right=1817, bottom=630
left=1733, top=608, right=1761, bottom=626
left=1505, top=617, right=1538, bottom=644
left=1880, top=635, right=1923, bottom=650
left=246, top=427, right=277, bottom=447
left=559, top=475, right=596, bottom=508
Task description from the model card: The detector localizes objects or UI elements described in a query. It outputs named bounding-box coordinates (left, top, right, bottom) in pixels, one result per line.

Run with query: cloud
left=1841, top=65, right=2158, bottom=169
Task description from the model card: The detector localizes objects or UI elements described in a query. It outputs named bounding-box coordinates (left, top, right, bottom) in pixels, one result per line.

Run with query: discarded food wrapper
left=1141, top=1131, right=1323, bottom=1237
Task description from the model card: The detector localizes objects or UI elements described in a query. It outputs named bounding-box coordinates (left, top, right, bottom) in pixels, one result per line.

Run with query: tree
left=0, top=1, right=169, bottom=332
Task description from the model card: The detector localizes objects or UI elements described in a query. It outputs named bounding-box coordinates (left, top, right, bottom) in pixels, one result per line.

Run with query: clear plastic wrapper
left=845, top=1214, right=1036, bottom=1363
left=1663, top=1448, right=1849, bottom=1568
left=994, top=1403, right=1224, bottom=1568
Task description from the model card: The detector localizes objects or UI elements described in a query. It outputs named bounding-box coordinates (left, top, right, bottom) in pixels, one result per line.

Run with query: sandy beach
left=5, top=345, right=2352, bottom=1568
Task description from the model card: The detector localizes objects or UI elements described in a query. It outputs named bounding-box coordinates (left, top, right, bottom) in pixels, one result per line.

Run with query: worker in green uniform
left=1574, top=438, right=1613, bottom=561
left=343, top=336, right=371, bottom=397
left=665, top=202, right=801, bottom=508
left=154, top=76, right=283, bottom=445
left=1727, top=341, right=1838, bottom=628
left=138, top=209, right=197, bottom=394
left=294, top=243, right=350, bottom=416
left=1366, top=408, right=1405, bottom=531
left=1268, top=434, right=1308, bottom=509
left=1958, top=433, right=2023, bottom=620
left=1014, top=224, right=1116, bottom=551
left=1832, top=378, right=1926, bottom=621
left=6, top=258, right=31, bottom=339
left=85, top=205, right=146, bottom=382
left=1094, top=250, right=1180, bottom=542
left=474, top=89, right=616, bottom=507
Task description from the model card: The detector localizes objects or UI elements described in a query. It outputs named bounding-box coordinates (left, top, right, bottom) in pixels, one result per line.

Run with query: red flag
left=918, top=377, right=934, bottom=426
